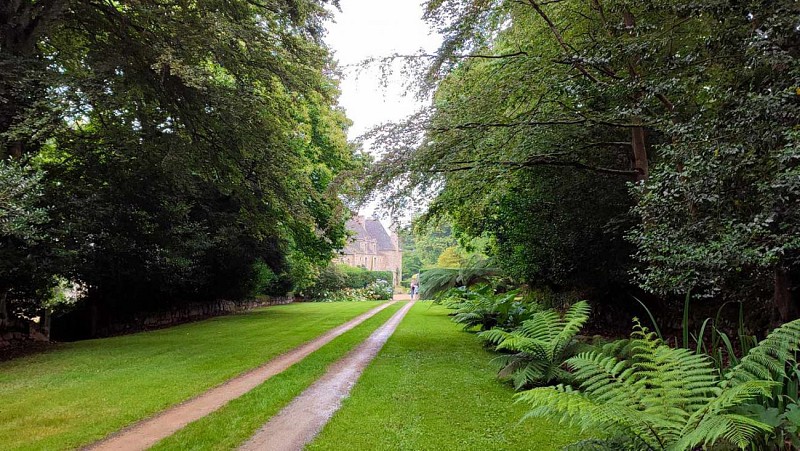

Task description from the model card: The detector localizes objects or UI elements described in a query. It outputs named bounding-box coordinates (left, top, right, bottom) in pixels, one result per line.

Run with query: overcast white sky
left=325, top=0, right=441, bottom=138
left=324, top=1, right=441, bottom=220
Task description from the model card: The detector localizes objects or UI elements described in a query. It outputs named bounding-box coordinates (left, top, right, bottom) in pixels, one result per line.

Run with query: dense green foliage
left=370, top=0, right=800, bottom=321
left=399, top=219, right=493, bottom=287
left=418, top=258, right=501, bottom=299
left=0, top=161, right=51, bottom=323
left=518, top=319, right=800, bottom=450
left=399, top=221, right=457, bottom=282
left=439, top=285, right=532, bottom=331
left=437, top=285, right=590, bottom=389
left=627, top=6, right=800, bottom=306
left=303, top=263, right=393, bottom=300
left=418, top=268, right=461, bottom=299
left=437, top=281, right=800, bottom=448
left=1, top=1, right=358, bottom=326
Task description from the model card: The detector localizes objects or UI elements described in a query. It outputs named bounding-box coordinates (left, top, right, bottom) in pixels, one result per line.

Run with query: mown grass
left=0, top=301, right=384, bottom=451
left=308, top=302, right=580, bottom=451
left=151, top=302, right=404, bottom=450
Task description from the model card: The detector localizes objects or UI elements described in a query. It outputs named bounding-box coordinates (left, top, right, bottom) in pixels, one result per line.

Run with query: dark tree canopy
left=368, top=0, right=799, bottom=321
left=0, top=0, right=358, bottom=327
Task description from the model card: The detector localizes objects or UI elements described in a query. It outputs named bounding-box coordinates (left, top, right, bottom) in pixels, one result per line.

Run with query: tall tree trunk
left=0, top=288, right=9, bottom=329
left=0, top=0, right=66, bottom=159
left=40, top=307, right=50, bottom=338
left=88, top=295, right=99, bottom=338
left=622, top=11, right=649, bottom=182
left=773, top=265, right=797, bottom=324
left=631, top=118, right=648, bottom=181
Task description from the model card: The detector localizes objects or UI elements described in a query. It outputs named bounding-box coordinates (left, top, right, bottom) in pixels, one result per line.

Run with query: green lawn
left=308, top=302, right=580, bottom=451
left=151, top=302, right=404, bottom=450
left=0, top=301, right=384, bottom=451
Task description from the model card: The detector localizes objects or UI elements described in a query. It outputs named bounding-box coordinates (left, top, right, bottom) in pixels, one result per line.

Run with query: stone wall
left=378, top=249, right=403, bottom=286
left=49, top=295, right=294, bottom=342
left=0, top=318, right=48, bottom=349
left=131, top=296, right=293, bottom=331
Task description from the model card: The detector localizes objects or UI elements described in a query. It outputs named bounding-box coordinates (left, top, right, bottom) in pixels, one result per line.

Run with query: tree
left=436, top=246, right=464, bottom=268
left=628, top=2, right=800, bottom=321
left=1, top=0, right=357, bottom=329
left=0, top=161, right=51, bottom=325
left=368, top=0, right=800, bottom=320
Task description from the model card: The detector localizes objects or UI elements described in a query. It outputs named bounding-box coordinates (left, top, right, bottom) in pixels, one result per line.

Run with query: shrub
left=302, top=263, right=395, bottom=302
left=312, top=284, right=393, bottom=303
left=364, top=279, right=393, bottom=300
left=303, top=264, right=393, bottom=300
left=315, top=289, right=362, bottom=303
left=339, top=265, right=393, bottom=289
left=249, top=260, right=282, bottom=297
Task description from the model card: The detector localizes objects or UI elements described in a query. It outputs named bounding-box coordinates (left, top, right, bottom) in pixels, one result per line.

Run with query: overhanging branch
left=432, top=117, right=651, bottom=132
left=427, top=156, right=637, bottom=177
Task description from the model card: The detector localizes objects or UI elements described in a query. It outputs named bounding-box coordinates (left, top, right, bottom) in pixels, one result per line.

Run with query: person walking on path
left=410, top=275, right=419, bottom=301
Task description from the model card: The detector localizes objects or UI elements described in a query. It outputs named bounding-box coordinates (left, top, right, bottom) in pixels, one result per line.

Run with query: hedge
left=303, top=264, right=394, bottom=300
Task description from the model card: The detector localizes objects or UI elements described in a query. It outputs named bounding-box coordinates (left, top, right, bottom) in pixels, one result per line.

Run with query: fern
left=517, top=318, right=800, bottom=450
left=479, top=301, right=590, bottom=388
left=452, top=289, right=530, bottom=331
left=725, top=319, right=800, bottom=387
left=439, top=285, right=535, bottom=332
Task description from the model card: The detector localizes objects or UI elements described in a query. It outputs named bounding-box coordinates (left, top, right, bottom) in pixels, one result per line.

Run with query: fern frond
left=475, top=301, right=593, bottom=388
left=478, top=328, right=511, bottom=345
left=566, top=352, right=638, bottom=405
left=726, top=318, right=800, bottom=387
left=517, top=386, right=662, bottom=449
left=452, top=311, right=483, bottom=329
left=530, top=318, right=783, bottom=450
left=511, top=362, right=547, bottom=390
left=684, top=379, right=778, bottom=435
left=497, top=338, right=549, bottom=360
left=519, top=310, right=563, bottom=342
left=557, top=301, right=591, bottom=339
left=675, top=412, right=774, bottom=450
left=419, top=268, right=461, bottom=300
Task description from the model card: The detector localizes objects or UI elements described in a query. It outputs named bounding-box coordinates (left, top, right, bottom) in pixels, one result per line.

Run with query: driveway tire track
left=85, top=301, right=398, bottom=451
left=239, top=301, right=415, bottom=451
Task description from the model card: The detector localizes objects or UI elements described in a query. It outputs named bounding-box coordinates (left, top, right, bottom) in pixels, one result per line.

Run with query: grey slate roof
left=341, top=216, right=398, bottom=254
left=365, top=219, right=396, bottom=251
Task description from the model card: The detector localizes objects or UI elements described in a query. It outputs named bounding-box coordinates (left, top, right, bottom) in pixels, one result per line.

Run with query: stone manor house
left=335, top=216, right=402, bottom=287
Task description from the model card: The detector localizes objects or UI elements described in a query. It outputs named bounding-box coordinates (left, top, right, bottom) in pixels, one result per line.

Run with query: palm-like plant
left=418, top=258, right=501, bottom=300
left=479, top=301, right=590, bottom=389
left=517, top=318, right=800, bottom=450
